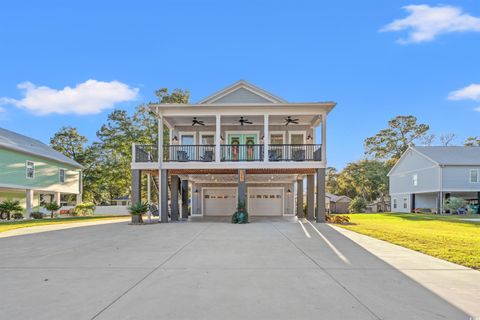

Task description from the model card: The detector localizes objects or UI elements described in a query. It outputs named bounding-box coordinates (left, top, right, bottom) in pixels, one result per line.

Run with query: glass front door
left=228, top=133, right=258, bottom=161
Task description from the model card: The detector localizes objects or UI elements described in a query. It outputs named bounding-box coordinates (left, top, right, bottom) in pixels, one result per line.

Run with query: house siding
left=389, top=149, right=440, bottom=194
left=442, top=166, right=480, bottom=191
left=0, top=147, right=81, bottom=193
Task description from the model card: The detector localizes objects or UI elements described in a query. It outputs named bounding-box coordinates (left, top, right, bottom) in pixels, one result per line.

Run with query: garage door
left=248, top=188, right=284, bottom=216
left=203, top=188, right=237, bottom=216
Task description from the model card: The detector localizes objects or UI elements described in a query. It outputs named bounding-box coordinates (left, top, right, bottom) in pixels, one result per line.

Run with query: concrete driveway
left=0, top=218, right=476, bottom=320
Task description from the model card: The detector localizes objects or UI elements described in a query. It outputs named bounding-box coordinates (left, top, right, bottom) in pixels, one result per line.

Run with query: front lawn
left=337, top=213, right=480, bottom=270
left=0, top=216, right=126, bottom=233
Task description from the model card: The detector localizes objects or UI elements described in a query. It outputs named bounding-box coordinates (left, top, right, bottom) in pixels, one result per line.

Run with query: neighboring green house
left=0, top=127, right=82, bottom=215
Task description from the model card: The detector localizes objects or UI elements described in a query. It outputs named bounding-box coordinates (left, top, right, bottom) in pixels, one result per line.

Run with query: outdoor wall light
left=287, top=189, right=292, bottom=194
left=307, top=135, right=313, bottom=143
left=172, top=136, right=179, bottom=144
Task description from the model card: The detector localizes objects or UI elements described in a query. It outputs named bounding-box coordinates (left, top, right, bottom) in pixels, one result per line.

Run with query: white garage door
left=203, top=188, right=237, bottom=216
left=248, top=188, right=284, bottom=216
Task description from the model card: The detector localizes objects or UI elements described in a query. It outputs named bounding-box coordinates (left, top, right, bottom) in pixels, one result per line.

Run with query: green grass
left=337, top=212, right=480, bottom=270
left=0, top=215, right=127, bottom=233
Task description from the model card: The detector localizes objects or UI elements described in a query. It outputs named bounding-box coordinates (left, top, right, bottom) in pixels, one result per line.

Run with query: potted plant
left=232, top=201, right=248, bottom=224
left=43, top=202, right=62, bottom=218
left=128, top=202, right=149, bottom=224
left=0, top=200, right=23, bottom=220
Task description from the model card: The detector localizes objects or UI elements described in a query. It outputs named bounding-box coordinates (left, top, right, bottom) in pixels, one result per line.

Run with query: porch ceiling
left=184, top=173, right=299, bottom=184
left=164, top=114, right=320, bottom=127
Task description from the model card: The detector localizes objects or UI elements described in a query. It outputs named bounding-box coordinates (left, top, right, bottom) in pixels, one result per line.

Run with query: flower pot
left=131, top=214, right=143, bottom=224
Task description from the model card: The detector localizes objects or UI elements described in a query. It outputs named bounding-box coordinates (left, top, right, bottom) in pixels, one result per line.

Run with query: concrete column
left=26, top=189, right=34, bottom=218
left=159, top=169, right=168, bottom=222
left=170, top=175, right=180, bottom=221
left=263, top=114, right=269, bottom=162
left=238, top=169, right=247, bottom=207
left=53, top=192, right=61, bottom=206
left=437, top=192, right=443, bottom=214
left=296, top=178, right=304, bottom=218
left=215, top=114, right=221, bottom=162
left=181, top=179, right=189, bottom=219
left=131, top=169, right=142, bottom=204
left=306, top=175, right=315, bottom=220
left=158, top=114, right=164, bottom=164
left=316, top=168, right=326, bottom=223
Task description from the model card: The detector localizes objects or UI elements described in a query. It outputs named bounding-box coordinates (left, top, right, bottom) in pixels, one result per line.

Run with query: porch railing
left=133, top=144, right=322, bottom=162
left=221, top=144, right=264, bottom=162
left=268, top=144, right=322, bottom=161
left=135, top=144, right=159, bottom=162
left=166, top=145, right=216, bottom=162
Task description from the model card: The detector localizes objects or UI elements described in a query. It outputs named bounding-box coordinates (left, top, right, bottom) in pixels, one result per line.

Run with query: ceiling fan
left=285, top=116, right=299, bottom=125
left=192, top=117, right=205, bottom=126
left=235, top=117, right=253, bottom=126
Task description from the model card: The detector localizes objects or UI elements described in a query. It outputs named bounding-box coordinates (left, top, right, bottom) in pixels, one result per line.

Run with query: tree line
left=50, top=88, right=189, bottom=205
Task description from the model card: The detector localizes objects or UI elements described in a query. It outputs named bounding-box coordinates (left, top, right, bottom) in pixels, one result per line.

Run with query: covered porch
left=131, top=168, right=327, bottom=223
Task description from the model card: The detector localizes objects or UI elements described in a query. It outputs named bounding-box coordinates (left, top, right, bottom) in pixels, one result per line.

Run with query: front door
left=228, top=133, right=258, bottom=161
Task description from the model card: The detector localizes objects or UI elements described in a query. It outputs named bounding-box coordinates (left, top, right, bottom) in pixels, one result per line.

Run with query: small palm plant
left=43, top=202, right=62, bottom=218
left=128, top=202, right=149, bottom=224
left=0, top=200, right=23, bottom=220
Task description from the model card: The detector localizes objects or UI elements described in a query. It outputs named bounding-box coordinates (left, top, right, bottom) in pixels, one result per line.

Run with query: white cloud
left=448, top=84, right=480, bottom=101
left=381, top=5, right=480, bottom=43
left=0, top=80, right=139, bottom=115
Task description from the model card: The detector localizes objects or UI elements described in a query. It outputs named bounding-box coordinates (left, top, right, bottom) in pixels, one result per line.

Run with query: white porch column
left=26, top=189, right=34, bottom=218
left=321, top=114, right=327, bottom=164
left=76, top=194, right=82, bottom=205
left=158, top=113, right=164, bottom=165
left=263, top=114, right=269, bottom=162
left=215, top=114, right=221, bottom=163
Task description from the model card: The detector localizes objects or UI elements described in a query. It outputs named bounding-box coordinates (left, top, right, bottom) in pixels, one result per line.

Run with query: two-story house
left=131, top=80, right=335, bottom=222
left=0, top=127, right=82, bottom=215
left=389, top=146, right=480, bottom=213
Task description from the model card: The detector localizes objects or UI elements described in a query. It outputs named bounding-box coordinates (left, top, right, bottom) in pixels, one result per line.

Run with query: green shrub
left=128, top=202, right=149, bottom=223
left=43, top=202, right=62, bottom=218
left=444, top=197, right=468, bottom=213
left=30, top=212, right=44, bottom=219
left=12, top=213, right=24, bottom=220
left=0, top=200, right=23, bottom=220
left=349, top=197, right=367, bottom=213
left=73, top=202, right=96, bottom=216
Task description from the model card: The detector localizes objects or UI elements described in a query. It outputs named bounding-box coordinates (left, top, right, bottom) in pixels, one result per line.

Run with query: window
left=290, top=133, right=304, bottom=144
left=393, top=199, right=397, bottom=209
left=470, top=169, right=479, bottom=183
left=201, top=134, right=215, bottom=145
left=403, top=198, right=408, bottom=209
left=59, top=169, right=66, bottom=183
left=181, top=134, right=195, bottom=145
left=270, top=134, right=284, bottom=145
left=413, top=173, right=418, bottom=186
left=26, top=161, right=35, bottom=179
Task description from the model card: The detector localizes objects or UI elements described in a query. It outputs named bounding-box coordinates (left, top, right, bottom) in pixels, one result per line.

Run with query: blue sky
left=1, top=0, right=479, bottom=169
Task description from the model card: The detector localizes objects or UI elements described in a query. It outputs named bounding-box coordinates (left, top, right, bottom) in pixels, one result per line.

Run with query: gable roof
left=0, top=127, right=82, bottom=168
left=326, top=192, right=352, bottom=202
left=197, top=80, right=287, bottom=104
left=412, top=146, right=480, bottom=166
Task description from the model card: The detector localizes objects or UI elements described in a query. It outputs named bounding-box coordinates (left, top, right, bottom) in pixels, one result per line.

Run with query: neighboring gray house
left=388, top=146, right=480, bottom=213
left=326, top=193, right=352, bottom=213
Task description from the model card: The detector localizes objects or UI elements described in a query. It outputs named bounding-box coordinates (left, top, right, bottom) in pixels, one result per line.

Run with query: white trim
left=469, top=169, right=480, bottom=183
left=288, top=131, right=306, bottom=144
left=178, top=132, right=197, bottom=145
left=58, top=168, right=66, bottom=184
left=247, top=187, right=287, bottom=216
left=25, top=160, right=35, bottom=180
left=132, top=160, right=326, bottom=170
left=197, top=80, right=287, bottom=104
left=199, top=131, right=216, bottom=144
left=201, top=187, right=238, bottom=216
